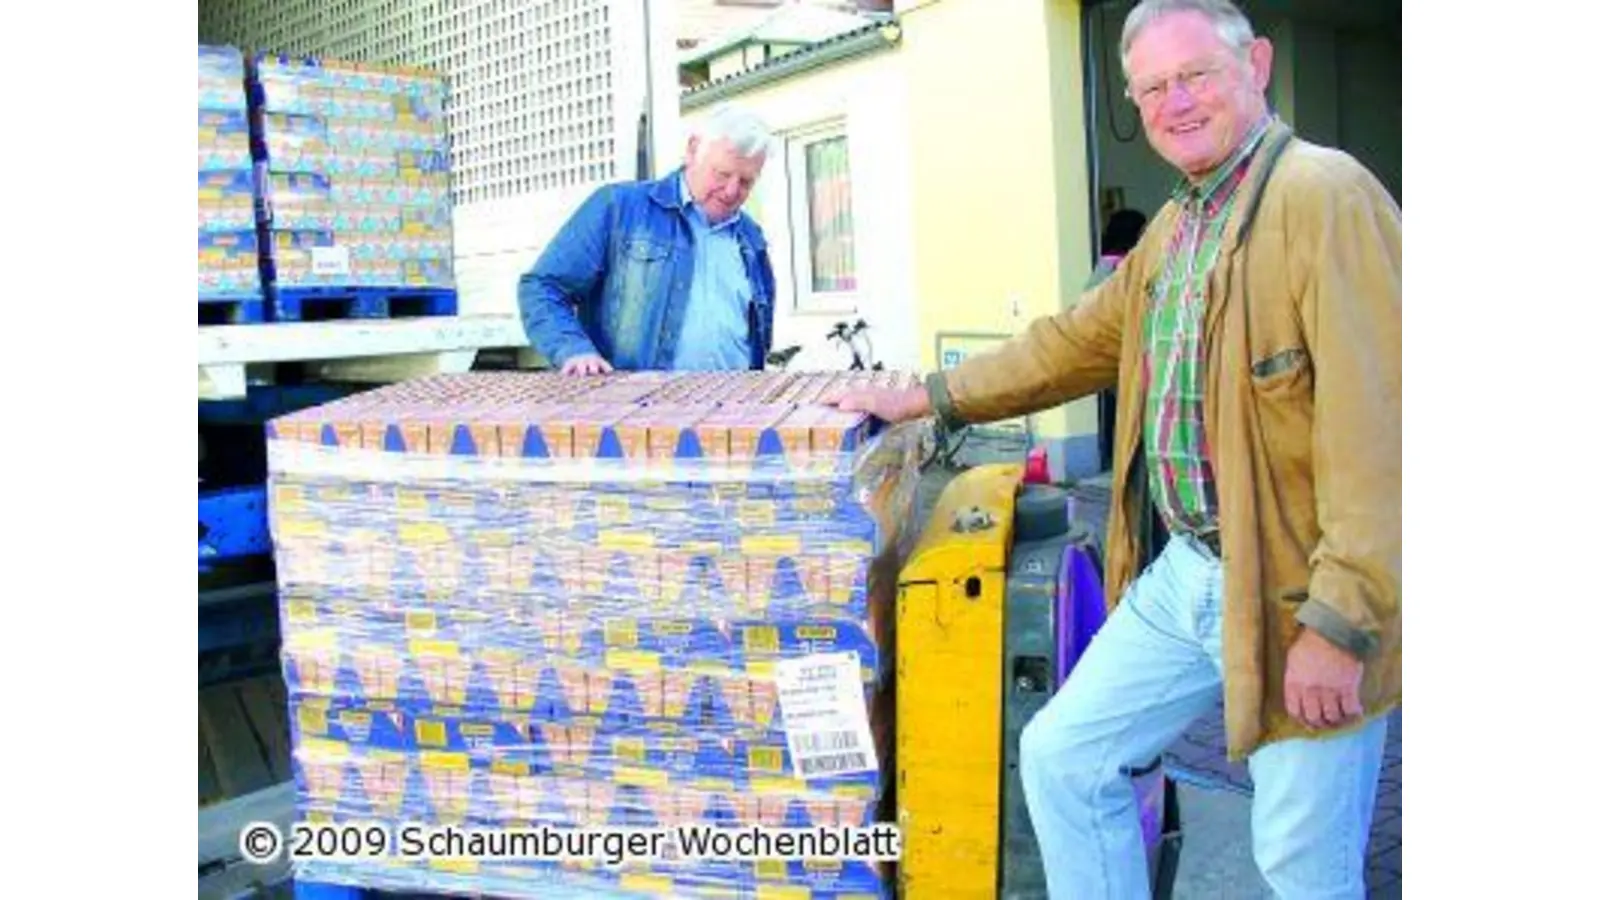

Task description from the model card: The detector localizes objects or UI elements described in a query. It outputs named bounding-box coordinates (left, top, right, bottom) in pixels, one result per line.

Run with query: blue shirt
left=672, top=173, right=754, bottom=370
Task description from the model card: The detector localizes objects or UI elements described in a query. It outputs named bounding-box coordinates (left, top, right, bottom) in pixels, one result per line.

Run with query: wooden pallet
left=200, top=672, right=293, bottom=807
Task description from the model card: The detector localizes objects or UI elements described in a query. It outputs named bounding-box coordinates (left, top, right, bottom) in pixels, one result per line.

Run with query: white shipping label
left=311, top=245, right=352, bottom=277
left=774, top=651, right=878, bottom=779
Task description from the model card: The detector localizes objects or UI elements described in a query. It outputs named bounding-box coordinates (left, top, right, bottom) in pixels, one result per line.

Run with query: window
left=786, top=125, right=858, bottom=312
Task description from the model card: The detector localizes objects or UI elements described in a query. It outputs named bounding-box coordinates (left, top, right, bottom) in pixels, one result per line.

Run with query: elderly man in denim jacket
left=517, top=104, right=779, bottom=375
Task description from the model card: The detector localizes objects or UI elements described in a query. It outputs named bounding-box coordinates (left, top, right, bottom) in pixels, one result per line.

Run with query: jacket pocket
left=1251, top=347, right=1310, bottom=386
left=614, top=238, right=672, bottom=298
left=1249, top=347, right=1314, bottom=427
left=1248, top=347, right=1312, bottom=414
left=606, top=238, right=674, bottom=353
left=624, top=238, right=670, bottom=263
left=1249, top=346, right=1316, bottom=533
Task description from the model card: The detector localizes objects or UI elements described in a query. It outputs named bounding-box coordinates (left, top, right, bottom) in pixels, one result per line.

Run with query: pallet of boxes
left=198, top=44, right=266, bottom=323
left=267, top=370, right=927, bottom=898
left=248, top=52, right=458, bottom=323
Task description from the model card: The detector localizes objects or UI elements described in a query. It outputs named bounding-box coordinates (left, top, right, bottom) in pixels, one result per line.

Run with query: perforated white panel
left=199, top=0, right=680, bottom=320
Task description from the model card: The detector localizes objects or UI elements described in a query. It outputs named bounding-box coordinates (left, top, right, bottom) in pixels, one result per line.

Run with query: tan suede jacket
left=926, top=120, right=1400, bottom=759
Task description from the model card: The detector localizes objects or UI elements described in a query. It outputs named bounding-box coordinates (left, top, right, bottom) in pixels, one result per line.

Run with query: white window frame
left=783, top=120, right=860, bottom=315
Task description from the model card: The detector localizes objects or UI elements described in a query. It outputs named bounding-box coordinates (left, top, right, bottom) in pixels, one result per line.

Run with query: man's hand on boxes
left=827, top=385, right=931, bottom=426
left=562, top=353, right=614, bottom=376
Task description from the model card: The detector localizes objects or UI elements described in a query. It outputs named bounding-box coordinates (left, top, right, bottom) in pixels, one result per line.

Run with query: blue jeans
left=1019, top=534, right=1389, bottom=899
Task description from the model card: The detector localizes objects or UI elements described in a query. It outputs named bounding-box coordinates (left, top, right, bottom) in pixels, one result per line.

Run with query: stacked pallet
left=248, top=55, right=457, bottom=323
left=198, top=45, right=265, bottom=322
left=267, top=370, right=922, bottom=899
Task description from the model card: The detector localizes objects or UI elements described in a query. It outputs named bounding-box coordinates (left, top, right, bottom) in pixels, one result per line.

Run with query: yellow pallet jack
left=894, top=463, right=1181, bottom=899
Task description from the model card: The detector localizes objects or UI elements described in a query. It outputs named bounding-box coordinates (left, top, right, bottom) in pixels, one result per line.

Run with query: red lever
left=1023, top=447, right=1051, bottom=484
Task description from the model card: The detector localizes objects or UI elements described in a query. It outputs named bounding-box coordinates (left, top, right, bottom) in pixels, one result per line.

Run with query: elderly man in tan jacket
left=836, top=1, right=1399, bottom=897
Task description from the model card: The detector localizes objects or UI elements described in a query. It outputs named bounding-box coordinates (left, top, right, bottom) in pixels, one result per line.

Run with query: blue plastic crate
left=200, top=484, right=271, bottom=564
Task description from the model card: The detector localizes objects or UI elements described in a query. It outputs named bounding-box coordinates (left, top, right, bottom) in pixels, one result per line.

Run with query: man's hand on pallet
left=561, top=353, right=614, bottom=376
left=829, top=385, right=931, bottom=424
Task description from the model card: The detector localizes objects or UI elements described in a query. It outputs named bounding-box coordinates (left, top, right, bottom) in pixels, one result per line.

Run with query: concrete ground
left=1171, top=776, right=1401, bottom=899
left=1165, top=704, right=1403, bottom=899
left=1172, top=783, right=1273, bottom=898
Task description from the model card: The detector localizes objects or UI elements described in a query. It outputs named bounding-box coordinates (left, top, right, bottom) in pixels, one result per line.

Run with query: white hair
left=689, top=103, right=773, bottom=160
left=1120, top=0, right=1257, bottom=75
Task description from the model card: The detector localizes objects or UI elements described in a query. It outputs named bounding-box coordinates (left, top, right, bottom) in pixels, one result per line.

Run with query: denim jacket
left=516, top=168, right=777, bottom=370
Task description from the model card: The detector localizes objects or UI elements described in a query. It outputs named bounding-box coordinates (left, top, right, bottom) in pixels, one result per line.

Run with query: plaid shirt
left=1143, top=117, right=1270, bottom=536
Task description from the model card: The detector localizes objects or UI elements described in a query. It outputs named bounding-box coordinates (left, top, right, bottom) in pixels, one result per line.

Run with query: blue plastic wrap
left=267, top=371, right=926, bottom=898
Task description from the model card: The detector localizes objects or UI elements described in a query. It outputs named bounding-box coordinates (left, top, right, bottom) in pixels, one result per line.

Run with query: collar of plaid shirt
left=1171, top=114, right=1275, bottom=210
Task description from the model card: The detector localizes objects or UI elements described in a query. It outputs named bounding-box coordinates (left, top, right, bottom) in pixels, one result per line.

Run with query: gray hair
left=1120, top=0, right=1256, bottom=75
left=690, top=103, right=773, bottom=160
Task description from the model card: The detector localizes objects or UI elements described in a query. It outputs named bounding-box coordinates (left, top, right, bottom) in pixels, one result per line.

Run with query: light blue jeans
left=1020, top=533, right=1389, bottom=899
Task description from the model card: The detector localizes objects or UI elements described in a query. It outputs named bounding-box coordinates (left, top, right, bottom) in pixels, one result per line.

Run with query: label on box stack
left=774, top=652, right=879, bottom=780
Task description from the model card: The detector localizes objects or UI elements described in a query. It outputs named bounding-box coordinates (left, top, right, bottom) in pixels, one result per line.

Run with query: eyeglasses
left=1125, top=60, right=1228, bottom=108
